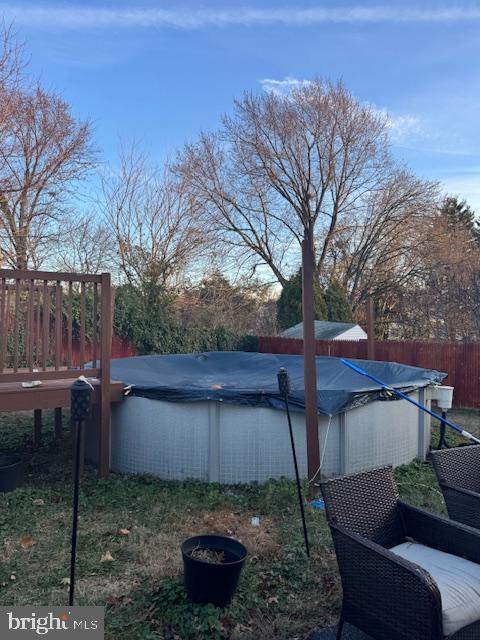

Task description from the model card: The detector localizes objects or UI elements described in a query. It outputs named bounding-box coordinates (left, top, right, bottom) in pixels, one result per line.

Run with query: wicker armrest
left=330, top=523, right=443, bottom=640
left=439, top=483, right=480, bottom=501
left=438, top=483, right=480, bottom=530
left=400, top=501, right=480, bottom=564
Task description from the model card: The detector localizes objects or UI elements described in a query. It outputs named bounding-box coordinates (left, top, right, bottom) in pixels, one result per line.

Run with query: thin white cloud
left=4, top=5, right=480, bottom=30
left=260, top=77, right=312, bottom=95
left=259, top=84, right=423, bottom=145
left=373, top=109, right=423, bottom=145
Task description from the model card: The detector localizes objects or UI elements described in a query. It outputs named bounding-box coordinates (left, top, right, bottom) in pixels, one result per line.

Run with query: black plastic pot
left=0, top=453, right=21, bottom=492
left=181, top=534, right=247, bottom=608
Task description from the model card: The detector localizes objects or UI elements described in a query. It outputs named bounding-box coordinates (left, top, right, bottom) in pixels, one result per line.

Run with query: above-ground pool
left=86, top=352, right=445, bottom=483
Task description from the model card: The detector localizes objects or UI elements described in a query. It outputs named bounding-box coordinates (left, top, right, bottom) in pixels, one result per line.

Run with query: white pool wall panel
left=86, top=389, right=431, bottom=482
left=214, top=403, right=340, bottom=483
left=111, top=399, right=210, bottom=480
left=342, top=389, right=430, bottom=474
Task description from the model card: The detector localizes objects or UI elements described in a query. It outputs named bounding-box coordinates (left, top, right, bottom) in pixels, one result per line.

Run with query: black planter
left=0, top=453, right=21, bottom=492
left=181, top=534, right=247, bottom=608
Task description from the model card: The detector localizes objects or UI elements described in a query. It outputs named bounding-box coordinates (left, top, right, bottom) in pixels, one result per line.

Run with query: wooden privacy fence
left=259, top=336, right=480, bottom=409
left=67, top=335, right=138, bottom=367
left=0, top=269, right=117, bottom=476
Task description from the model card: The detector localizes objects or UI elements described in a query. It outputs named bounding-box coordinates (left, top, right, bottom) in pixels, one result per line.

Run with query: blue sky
left=6, top=1, right=480, bottom=210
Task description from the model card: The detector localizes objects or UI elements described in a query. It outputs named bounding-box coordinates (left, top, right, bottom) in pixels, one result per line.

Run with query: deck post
left=54, top=407, right=62, bottom=440
left=99, top=273, right=112, bottom=477
left=33, top=409, right=42, bottom=446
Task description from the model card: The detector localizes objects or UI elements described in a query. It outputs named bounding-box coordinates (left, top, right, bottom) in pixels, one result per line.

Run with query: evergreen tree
left=325, top=280, right=353, bottom=322
left=276, top=269, right=327, bottom=330
left=440, top=196, right=479, bottom=241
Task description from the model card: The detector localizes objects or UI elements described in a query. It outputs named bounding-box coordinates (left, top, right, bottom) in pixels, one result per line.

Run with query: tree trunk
left=302, top=231, right=320, bottom=497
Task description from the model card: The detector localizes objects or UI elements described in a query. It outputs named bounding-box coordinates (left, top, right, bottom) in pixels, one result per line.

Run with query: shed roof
left=280, top=320, right=363, bottom=340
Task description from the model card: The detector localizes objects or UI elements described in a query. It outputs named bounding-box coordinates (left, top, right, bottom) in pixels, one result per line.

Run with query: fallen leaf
left=20, top=535, right=35, bottom=549
left=100, top=551, right=114, bottom=563
left=32, top=499, right=44, bottom=506
left=118, top=528, right=130, bottom=536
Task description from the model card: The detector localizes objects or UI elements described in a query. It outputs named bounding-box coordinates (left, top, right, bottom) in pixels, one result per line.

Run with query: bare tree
left=100, top=146, right=206, bottom=289
left=0, top=23, right=24, bottom=132
left=327, top=170, right=439, bottom=312
left=177, top=79, right=398, bottom=286
left=54, top=212, right=115, bottom=274
left=394, top=202, right=480, bottom=340
left=176, top=270, right=278, bottom=335
left=0, top=84, right=94, bottom=268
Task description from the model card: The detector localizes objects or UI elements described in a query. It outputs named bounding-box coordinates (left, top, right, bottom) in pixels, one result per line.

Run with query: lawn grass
left=0, top=408, right=476, bottom=640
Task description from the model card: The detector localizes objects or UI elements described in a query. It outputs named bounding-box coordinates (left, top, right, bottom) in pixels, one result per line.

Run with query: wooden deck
left=0, top=268, right=117, bottom=476
left=0, top=378, right=124, bottom=412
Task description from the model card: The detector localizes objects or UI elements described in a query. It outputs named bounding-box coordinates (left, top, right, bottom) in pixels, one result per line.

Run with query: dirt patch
left=75, top=575, right=139, bottom=605
left=180, top=510, right=281, bottom=557
left=119, top=510, right=280, bottom=583
left=130, top=526, right=185, bottom=578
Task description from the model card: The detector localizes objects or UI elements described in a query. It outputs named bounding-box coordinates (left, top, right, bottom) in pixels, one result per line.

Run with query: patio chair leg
left=336, top=613, right=344, bottom=640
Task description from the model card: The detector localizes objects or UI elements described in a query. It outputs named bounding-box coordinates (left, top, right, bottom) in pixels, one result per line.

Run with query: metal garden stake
left=69, top=377, right=93, bottom=606
left=277, top=368, right=310, bottom=557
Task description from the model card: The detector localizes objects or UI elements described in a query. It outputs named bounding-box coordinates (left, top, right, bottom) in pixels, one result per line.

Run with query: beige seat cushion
left=391, top=541, right=480, bottom=636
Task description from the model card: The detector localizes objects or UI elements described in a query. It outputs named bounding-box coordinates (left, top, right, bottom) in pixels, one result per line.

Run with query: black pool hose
left=438, top=411, right=451, bottom=449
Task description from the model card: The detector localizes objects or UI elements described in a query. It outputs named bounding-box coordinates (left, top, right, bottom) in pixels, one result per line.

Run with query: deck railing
left=0, top=269, right=112, bottom=384
left=0, top=269, right=114, bottom=475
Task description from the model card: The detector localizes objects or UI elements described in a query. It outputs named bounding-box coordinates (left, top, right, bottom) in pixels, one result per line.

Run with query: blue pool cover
left=110, top=351, right=446, bottom=416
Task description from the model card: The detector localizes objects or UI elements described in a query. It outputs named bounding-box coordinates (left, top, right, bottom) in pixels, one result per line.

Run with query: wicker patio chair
left=431, top=445, right=480, bottom=530
left=320, top=466, right=480, bottom=640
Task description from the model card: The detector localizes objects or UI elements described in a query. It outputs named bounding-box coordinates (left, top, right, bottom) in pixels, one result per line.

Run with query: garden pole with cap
left=277, top=367, right=310, bottom=557
left=69, top=377, right=93, bottom=606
